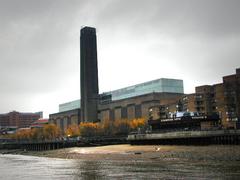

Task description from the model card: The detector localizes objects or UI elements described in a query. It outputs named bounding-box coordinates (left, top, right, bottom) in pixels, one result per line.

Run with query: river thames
left=0, top=145, right=240, bottom=179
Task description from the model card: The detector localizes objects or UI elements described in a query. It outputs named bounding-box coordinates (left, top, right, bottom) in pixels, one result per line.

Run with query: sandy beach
left=2, top=144, right=240, bottom=162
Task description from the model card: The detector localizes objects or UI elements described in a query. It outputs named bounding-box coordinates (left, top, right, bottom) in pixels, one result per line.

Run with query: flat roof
left=58, top=78, right=184, bottom=112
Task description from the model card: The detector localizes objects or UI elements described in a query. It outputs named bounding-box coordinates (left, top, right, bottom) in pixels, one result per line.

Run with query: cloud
left=0, top=0, right=239, bottom=116
left=95, top=0, right=240, bottom=93
left=95, top=0, right=240, bottom=37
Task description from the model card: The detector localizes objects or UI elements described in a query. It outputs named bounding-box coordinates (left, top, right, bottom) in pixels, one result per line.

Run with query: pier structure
left=128, top=129, right=240, bottom=145
left=20, top=141, right=77, bottom=151
left=0, top=136, right=127, bottom=151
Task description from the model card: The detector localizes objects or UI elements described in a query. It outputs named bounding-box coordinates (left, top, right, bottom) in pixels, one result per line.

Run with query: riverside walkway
left=127, top=129, right=240, bottom=145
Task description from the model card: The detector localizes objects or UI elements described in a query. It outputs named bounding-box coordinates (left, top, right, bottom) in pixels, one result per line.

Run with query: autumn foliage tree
left=65, top=124, right=80, bottom=137
left=129, top=118, right=146, bottom=130
left=101, top=119, right=114, bottom=136
left=12, top=118, right=147, bottom=140
left=42, top=124, right=61, bottom=140
left=14, top=124, right=61, bottom=141
left=113, top=118, right=147, bottom=135
left=79, top=122, right=102, bottom=137
left=78, top=118, right=147, bottom=137
left=15, top=129, right=32, bottom=141
left=30, top=128, right=43, bottom=140
left=113, top=119, right=130, bottom=135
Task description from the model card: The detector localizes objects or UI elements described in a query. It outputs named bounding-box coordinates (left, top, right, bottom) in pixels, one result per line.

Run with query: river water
left=0, top=145, right=240, bottom=180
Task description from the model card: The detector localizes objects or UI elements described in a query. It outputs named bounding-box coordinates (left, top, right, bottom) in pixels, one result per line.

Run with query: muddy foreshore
left=1, top=144, right=240, bottom=163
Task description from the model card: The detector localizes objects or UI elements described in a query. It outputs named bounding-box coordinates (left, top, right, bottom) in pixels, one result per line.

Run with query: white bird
left=155, top=147, right=161, bottom=151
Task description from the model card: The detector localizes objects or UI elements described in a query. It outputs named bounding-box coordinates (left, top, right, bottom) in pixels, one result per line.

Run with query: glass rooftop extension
left=109, top=78, right=183, bottom=101
left=58, top=78, right=184, bottom=112
left=59, top=99, right=80, bottom=113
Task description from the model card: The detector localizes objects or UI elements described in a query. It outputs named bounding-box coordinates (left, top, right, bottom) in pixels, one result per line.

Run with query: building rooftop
left=59, top=78, right=184, bottom=112
left=80, top=26, right=96, bottom=35
left=109, top=78, right=183, bottom=101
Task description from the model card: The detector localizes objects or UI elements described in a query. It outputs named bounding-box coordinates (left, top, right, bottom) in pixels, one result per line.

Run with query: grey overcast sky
left=0, top=0, right=239, bottom=117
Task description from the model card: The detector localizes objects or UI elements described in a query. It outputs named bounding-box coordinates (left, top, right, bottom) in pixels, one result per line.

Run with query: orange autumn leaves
left=129, top=118, right=146, bottom=129
left=65, top=124, right=81, bottom=137
left=73, top=118, right=147, bottom=137
left=12, top=118, right=147, bottom=140
left=15, top=124, right=61, bottom=141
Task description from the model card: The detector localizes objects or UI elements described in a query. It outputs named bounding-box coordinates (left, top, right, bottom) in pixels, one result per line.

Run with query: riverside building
left=49, top=26, right=239, bottom=132
left=152, top=68, right=240, bottom=129
left=49, top=26, right=184, bottom=132
left=50, top=78, right=184, bottom=132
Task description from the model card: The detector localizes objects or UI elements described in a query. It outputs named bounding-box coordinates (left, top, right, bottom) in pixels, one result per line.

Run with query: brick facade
left=0, top=111, right=42, bottom=128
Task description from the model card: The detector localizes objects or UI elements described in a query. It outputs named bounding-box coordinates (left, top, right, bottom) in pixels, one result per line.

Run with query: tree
left=129, top=118, right=146, bottom=130
left=42, top=124, right=61, bottom=140
left=15, top=129, right=32, bottom=141
left=65, top=124, right=80, bottom=137
left=79, top=122, right=101, bottom=137
left=113, top=119, right=130, bottom=135
left=101, top=119, right=114, bottom=136
left=30, top=128, right=43, bottom=140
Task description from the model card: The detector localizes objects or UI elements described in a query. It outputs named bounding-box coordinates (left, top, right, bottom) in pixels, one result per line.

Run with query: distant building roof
left=30, top=118, right=49, bottom=128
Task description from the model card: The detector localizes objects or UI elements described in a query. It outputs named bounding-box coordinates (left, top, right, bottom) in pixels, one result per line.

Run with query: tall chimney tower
left=80, top=27, right=99, bottom=122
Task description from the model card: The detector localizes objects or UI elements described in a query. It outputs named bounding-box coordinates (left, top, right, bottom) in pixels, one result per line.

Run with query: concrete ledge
left=127, top=130, right=240, bottom=141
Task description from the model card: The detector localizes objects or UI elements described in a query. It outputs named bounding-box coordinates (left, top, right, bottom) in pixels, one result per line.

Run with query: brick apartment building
left=0, top=111, right=42, bottom=129
left=178, top=68, right=240, bottom=129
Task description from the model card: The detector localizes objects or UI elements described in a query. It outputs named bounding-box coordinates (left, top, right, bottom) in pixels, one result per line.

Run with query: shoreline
left=1, top=144, right=240, bottom=162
